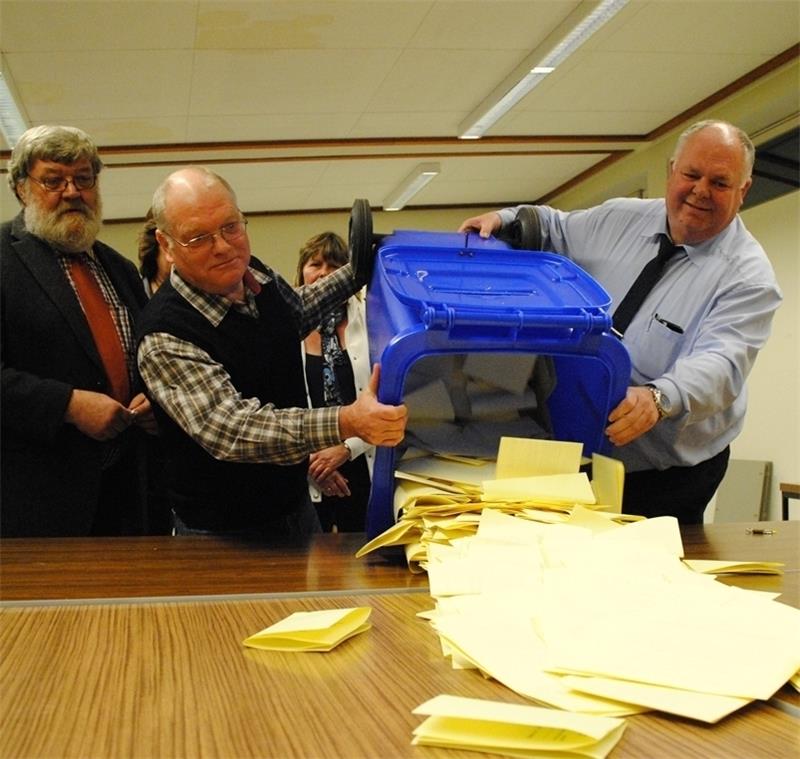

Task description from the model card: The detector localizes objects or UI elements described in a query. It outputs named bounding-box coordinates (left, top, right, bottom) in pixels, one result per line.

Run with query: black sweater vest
left=136, top=273, right=308, bottom=530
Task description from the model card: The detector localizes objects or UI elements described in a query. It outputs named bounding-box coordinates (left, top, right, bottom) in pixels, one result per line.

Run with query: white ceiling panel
left=0, top=0, right=198, bottom=51
left=195, top=0, right=433, bottom=50
left=597, top=0, right=800, bottom=54
left=366, top=48, right=526, bottom=115
left=190, top=48, right=402, bottom=114
left=7, top=51, right=195, bottom=121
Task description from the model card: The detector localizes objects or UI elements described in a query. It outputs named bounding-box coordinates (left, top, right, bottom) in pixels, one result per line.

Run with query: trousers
left=621, top=446, right=730, bottom=525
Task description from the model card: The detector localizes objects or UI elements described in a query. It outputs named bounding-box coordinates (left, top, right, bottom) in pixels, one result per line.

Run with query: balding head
left=152, top=167, right=238, bottom=234
left=671, top=120, right=754, bottom=182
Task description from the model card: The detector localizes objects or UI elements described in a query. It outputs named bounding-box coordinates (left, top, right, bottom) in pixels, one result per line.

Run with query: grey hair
left=7, top=125, right=103, bottom=202
left=671, top=120, right=755, bottom=181
left=151, top=166, right=238, bottom=233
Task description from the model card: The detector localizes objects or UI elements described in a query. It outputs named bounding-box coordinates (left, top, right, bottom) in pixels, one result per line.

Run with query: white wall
left=735, top=192, right=800, bottom=519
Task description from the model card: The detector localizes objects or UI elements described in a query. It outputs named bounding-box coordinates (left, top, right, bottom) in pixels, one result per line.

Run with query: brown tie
left=68, top=255, right=131, bottom=404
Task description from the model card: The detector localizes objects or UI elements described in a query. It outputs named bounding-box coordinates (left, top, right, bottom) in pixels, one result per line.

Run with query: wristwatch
left=645, top=384, right=669, bottom=420
left=341, top=440, right=353, bottom=460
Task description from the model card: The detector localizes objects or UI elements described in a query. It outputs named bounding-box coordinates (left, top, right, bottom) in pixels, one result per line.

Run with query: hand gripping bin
left=363, top=228, right=631, bottom=539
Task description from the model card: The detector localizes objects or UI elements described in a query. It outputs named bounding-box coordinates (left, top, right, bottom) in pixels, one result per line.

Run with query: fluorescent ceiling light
left=458, top=0, right=628, bottom=139
left=383, top=162, right=441, bottom=211
left=0, top=68, right=28, bottom=147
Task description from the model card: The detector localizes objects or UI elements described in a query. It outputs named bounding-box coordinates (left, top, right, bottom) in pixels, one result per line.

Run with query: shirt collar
left=644, top=211, right=738, bottom=266
left=170, top=265, right=269, bottom=327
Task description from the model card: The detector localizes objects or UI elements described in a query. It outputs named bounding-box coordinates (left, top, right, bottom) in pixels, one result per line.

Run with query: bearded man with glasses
left=135, top=166, right=407, bottom=537
left=1, top=125, right=159, bottom=536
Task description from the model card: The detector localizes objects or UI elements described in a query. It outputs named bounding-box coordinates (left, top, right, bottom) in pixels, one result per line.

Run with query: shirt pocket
left=629, top=316, right=685, bottom=381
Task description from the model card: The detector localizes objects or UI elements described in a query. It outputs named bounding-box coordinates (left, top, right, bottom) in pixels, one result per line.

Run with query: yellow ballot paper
left=683, top=559, right=784, bottom=575
left=496, top=437, right=583, bottom=479
left=482, top=473, right=596, bottom=506
left=242, top=607, right=371, bottom=652
left=412, top=694, right=626, bottom=759
left=590, top=454, right=624, bottom=512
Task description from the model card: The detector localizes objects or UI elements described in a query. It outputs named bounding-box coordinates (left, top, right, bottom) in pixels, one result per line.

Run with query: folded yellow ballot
left=242, top=607, right=371, bottom=652
left=412, top=694, right=626, bottom=759
left=683, top=559, right=784, bottom=575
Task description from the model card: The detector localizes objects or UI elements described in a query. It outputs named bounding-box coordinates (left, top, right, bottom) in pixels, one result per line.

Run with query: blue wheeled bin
left=361, top=226, right=630, bottom=539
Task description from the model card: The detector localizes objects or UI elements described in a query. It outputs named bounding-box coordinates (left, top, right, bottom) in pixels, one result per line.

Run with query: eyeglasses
left=28, top=174, right=97, bottom=192
left=160, top=219, right=248, bottom=253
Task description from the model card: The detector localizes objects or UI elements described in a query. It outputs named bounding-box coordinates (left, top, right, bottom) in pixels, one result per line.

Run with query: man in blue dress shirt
left=459, top=120, right=782, bottom=524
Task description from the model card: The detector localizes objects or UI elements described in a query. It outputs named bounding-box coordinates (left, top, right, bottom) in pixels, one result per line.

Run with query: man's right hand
left=64, top=388, right=137, bottom=441
left=338, top=365, right=407, bottom=446
left=457, top=211, right=502, bottom=238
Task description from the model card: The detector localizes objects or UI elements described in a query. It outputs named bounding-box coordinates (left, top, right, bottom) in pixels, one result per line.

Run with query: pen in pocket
left=654, top=313, right=684, bottom=334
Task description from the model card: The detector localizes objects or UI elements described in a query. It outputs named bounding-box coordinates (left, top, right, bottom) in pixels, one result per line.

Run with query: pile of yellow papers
left=242, top=607, right=371, bottom=652
left=358, top=438, right=632, bottom=571
left=420, top=511, right=800, bottom=723
left=412, top=694, right=626, bottom=758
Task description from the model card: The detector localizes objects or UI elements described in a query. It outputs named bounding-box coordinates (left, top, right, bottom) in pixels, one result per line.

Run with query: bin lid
left=377, top=231, right=611, bottom=316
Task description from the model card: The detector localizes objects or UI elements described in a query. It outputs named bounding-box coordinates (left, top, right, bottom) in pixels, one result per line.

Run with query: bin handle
left=421, top=305, right=609, bottom=335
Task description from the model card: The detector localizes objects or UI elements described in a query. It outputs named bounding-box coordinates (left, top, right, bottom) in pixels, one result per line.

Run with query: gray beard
left=24, top=197, right=103, bottom=253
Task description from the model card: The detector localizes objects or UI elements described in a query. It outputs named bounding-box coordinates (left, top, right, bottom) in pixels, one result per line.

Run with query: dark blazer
left=1, top=212, right=149, bottom=536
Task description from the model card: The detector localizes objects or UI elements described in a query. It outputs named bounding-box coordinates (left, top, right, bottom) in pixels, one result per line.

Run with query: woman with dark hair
left=137, top=209, right=170, bottom=297
left=296, top=232, right=373, bottom=531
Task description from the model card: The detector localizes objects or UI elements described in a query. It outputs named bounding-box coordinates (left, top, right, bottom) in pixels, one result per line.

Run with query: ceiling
left=0, top=0, right=798, bottom=222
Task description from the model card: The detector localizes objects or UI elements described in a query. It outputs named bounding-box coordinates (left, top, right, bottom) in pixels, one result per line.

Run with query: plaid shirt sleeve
left=138, top=333, right=341, bottom=464
left=272, top=263, right=359, bottom=337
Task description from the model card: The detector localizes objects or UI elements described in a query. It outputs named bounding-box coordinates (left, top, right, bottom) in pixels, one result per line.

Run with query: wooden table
left=0, top=532, right=424, bottom=602
left=1, top=522, right=798, bottom=758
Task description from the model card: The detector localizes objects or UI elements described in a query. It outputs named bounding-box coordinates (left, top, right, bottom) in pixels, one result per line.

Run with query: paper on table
left=476, top=507, right=554, bottom=545
left=242, top=607, right=371, bottom=652
left=496, top=437, right=583, bottom=479
left=483, top=473, right=596, bottom=506
left=431, top=612, right=641, bottom=716
left=565, top=504, right=622, bottom=534
left=593, top=515, right=684, bottom=558
left=683, top=559, right=784, bottom=575
left=427, top=539, right=544, bottom=598
left=561, top=675, right=750, bottom=724
left=355, top=517, right=420, bottom=557
left=412, top=694, right=626, bottom=759
left=544, top=589, right=800, bottom=700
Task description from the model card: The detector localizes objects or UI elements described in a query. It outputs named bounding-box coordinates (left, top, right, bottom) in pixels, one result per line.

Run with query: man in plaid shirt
left=137, top=167, right=406, bottom=536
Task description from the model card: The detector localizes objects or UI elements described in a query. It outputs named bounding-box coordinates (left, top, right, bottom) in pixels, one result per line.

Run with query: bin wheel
left=349, top=198, right=375, bottom=288
left=499, top=206, right=542, bottom=251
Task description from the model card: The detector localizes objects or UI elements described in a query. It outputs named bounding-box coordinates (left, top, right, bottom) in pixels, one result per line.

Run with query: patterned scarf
left=319, top=304, right=348, bottom=406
